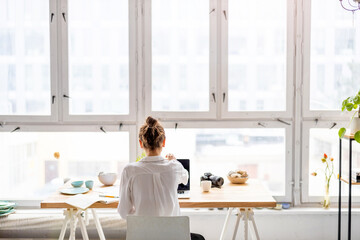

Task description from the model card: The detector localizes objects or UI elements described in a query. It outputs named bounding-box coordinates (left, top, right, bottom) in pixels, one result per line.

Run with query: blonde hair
left=139, top=116, right=165, bottom=150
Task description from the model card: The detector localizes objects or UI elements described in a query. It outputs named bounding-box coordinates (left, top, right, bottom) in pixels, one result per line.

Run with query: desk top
left=41, top=179, right=276, bottom=209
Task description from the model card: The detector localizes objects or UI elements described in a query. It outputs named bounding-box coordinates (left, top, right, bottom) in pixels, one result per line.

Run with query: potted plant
left=338, top=90, right=360, bottom=143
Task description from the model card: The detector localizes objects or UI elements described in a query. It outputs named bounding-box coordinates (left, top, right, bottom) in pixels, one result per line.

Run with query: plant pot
left=350, top=116, right=360, bottom=134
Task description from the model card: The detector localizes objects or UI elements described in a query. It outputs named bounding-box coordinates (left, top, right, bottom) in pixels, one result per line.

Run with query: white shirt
left=117, top=156, right=189, bottom=219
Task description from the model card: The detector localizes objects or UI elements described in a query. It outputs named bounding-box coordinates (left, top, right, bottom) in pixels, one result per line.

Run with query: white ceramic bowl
left=98, top=173, right=117, bottom=186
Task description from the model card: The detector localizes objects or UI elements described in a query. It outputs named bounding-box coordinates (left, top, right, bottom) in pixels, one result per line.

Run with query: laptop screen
left=177, top=159, right=190, bottom=191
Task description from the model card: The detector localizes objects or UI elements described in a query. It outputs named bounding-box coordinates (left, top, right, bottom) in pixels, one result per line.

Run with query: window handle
left=11, top=127, right=20, bottom=133
left=212, top=93, right=216, bottom=103
left=330, top=123, right=337, bottom=129
left=50, top=13, right=54, bottom=23
left=62, top=12, right=67, bottom=23
left=100, top=127, right=106, bottom=133
left=277, top=118, right=291, bottom=126
left=223, top=10, right=227, bottom=20
left=223, top=93, right=226, bottom=103
left=63, top=94, right=70, bottom=99
left=52, top=95, right=56, bottom=104
left=209, top=8, right=215, bottom=14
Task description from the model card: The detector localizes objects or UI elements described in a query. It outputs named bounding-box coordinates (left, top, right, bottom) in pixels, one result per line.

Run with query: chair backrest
left=126, top=216, right=191, bottom=240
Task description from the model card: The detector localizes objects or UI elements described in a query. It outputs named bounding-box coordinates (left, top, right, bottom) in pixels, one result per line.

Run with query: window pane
left=310, top=0, right=360, bottom=110
left=152, top=0, right=209, bottom=111
left=165, top=128, right=286, bottom=196
left=309, top=129, right=360, bottom=196
left=228, top=0, right=287, bottom=111
left=68, top=0, right=129, bottom=115
left=0, top=0, right=51, bottom=115
left=0, top=132, right=129, bottom=200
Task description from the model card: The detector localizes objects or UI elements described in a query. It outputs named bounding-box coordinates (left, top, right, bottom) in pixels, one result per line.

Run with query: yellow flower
left=321, top=158, right=326, bottom=163
left=311, top=172, right=317, bottom=176
left=54, top=152, right=60, bottom=159
left=337, top=174, right=339, bottom=179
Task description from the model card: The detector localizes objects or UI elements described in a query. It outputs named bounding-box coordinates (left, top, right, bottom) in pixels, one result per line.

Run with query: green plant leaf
left=346, top=103, right=354, bottom=111
left=354, top=96, right=360, bottom=104
left=342, top=99, right=348, bottom=107
left=354, top=104, right=358, bottom=109
left=342, top=105, right=346, bottom=111
left=338, top=128, right=346, bottom=139
left=355, top=131, right=360, bottom=143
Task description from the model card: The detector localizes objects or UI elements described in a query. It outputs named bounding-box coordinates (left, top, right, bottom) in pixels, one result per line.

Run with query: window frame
left=59, top=0, right=137, bottom=122
left=0, top=0, right=58, bottom=123
left=220, top=0, right=295, bottom=119
left=0, top=124, right=137, bottom=206
left=143, top=0, right=218, bottom=120
left=160, top=120, right=293, bottom=202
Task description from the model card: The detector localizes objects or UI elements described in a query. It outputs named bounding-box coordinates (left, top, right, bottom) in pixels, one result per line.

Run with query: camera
left=200, top=172, right=224, bottom=188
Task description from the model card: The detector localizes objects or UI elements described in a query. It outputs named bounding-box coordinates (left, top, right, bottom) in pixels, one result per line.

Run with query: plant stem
left=348, top=111, right=358, bottom=128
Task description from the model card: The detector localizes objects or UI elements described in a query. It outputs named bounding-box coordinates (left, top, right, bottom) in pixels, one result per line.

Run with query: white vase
left=350, top=116, right=360, bottom=134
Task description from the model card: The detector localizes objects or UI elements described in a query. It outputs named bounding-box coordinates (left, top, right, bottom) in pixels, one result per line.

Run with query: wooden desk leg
left=77, top=211, right=89, bottom=240
left=232, top=208, right=242, bottom=240
left=91, top=209, right=106, bottom=240
left=59, top=210, right=70, bottom=240
left=220, top=208, right=234, bottom=240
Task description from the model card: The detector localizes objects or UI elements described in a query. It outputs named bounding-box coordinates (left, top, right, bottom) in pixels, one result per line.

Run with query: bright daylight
left=0, top=0, right=360, bottom=239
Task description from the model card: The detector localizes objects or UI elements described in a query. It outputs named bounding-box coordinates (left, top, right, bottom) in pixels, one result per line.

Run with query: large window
left=3, top=0, right=359, bottom=207
left=0, top=131, right=129, bottom=200
left=0, top=0, right=51, bottom=115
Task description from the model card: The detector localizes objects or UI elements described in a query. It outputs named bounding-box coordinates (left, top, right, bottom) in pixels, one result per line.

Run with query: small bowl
left=227, top=176, right=248, bottom=184
left=71, top=181, right=84, bottom=188
left=98, top=173, right=117, bottom=186
left=85, top=180, right=94, bottom=190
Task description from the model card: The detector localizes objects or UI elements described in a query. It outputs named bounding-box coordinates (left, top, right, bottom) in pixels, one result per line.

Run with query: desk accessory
left=98, top=172, right=117, bottom=186
left=200, top=172, right=224, bottom=188
left=60, top=187, right=89, bottom=195
left=200, top=180, right=211, bottom=192
left=85, top=180, right=94, bottom=189
left=71, top=181, right=84, bottom=188
left=227, top=170, right=249, bottom=184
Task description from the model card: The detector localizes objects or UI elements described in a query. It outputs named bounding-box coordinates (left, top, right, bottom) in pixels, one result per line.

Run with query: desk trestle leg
left=91, top=209, right=106, bottom=240
left=220, top=208, right=260, bottom=240
left=220, top=208, right=234, bottom=240
left=232, top=208, right=242, bottom=240
left=58, top=208, right=92, bottom=240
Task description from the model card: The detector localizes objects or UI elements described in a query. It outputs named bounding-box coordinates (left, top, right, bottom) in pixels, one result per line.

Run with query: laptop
left=177, top=159, right=190, bottom=199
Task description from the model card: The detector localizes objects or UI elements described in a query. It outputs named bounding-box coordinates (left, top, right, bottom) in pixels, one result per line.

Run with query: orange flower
left=324, top=153, right=328, bottom=159
left=330, top=157, right=334, bottom=162
left=311, top=172, right=317, bottom=176
left=321, top=158, right=326, bottom=163
left=337, top=174, right=339, bottom=179
left=54, top=152, right=60, bottom=159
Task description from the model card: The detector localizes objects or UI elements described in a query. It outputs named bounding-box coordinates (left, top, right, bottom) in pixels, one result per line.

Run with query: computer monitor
left=177, top=159, right=190, bottom=191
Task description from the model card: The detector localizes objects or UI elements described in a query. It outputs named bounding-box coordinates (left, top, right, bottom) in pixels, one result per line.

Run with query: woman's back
left=118, top=156, right=188, bottom=218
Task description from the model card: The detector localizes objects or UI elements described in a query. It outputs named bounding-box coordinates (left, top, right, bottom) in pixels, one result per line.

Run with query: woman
left=118, top=116, right=205, bottom=240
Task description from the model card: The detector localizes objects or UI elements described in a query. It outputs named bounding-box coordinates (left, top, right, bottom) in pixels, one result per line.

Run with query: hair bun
left=146, top=116, right=158, bottom=127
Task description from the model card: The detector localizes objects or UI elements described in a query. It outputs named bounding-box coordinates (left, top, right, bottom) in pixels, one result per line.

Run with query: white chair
left=126, top=216, right=191, bottom=240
